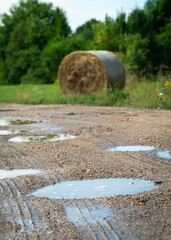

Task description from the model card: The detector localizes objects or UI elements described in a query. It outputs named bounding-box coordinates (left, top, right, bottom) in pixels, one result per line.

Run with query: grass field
left=0, top=74, right=170, bottom=109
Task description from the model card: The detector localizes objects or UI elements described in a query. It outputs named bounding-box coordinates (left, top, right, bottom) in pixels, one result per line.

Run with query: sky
left=0, top=0, right=147, bottom=31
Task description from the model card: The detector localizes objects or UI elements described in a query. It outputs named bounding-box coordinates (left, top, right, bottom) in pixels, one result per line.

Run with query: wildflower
left=159, top=93, right=163, bottom=96
left=165, top=81, right=170, bottom=88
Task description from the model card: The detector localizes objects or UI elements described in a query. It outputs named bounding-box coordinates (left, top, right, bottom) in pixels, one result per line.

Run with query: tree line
left=0, top=0, right=170, bottom=85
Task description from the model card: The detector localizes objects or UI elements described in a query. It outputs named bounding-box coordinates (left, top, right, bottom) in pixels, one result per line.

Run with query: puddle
left=0, top=169, right=41, bottom=179
left=8, top=134, right=76, bottom=142
left=107, top=145, right=155, bottom=152
left=0, top=119, right=37, bottom=126
left=65, top=204, right=122, bottom=239
left=0, top=130, right=26, bottom=135
left=30, top=178, right=158, bottom=199
left=65, top=204, right=114, bottom=227
left=157, top=151, right=171, bottom=159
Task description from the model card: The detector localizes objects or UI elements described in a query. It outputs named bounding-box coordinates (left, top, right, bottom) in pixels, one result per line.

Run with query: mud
left=0, top=104, right=170, bottom=240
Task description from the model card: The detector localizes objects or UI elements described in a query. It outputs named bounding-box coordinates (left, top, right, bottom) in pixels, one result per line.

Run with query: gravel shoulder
left=0, top=104, right=171, bottom=240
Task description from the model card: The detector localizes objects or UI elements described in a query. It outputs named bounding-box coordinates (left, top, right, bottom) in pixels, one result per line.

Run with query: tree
left=145, top=0, right=171, bottom=32
left=120, top=34, right=149, bottom=72
left=0, top=0, right=71, bottom=84
left=71, top=19, right=101, bottom=50
left=157, top=20, right=171, bottom=66
left=127, top=9, right=147, bottom=37
left=92, top=15, right=123, bottom=51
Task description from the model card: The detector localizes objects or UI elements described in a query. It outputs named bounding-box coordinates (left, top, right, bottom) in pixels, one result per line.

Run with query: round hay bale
left=58, top=51, right=107, bottom=94
left=58, top=51, right=125, bottom=94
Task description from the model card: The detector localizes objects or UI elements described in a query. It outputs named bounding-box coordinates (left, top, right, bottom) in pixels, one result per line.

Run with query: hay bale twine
left=58, top=51, right=125, bottom=94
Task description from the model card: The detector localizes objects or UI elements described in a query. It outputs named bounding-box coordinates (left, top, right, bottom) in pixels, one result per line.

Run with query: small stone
left=154, top=180, right=163, bottom=185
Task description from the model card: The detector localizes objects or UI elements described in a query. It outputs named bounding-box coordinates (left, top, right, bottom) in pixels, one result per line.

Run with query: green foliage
left=0, top=0, right=170, bottom=85
left=127, top=9, right=147, bottom=37
left=156, top=20, right=171, bottom=66
left=72, top=19, right=101, bottom=50
left=119, top=34, right=150, bottom=72
left=0, top=0, right=71, bottom=85
left=0, top=75, right=170, bottom=110
left=40, top=40, right=71, bottom=83
left=92, top=15, right=124, bottom=51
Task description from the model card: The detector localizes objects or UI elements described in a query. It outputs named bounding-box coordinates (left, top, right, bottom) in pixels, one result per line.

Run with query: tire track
left=10, top=179, right=38, bottom=239
left=105, top=145, right=158, bottom=170
left=104, top=141, right=170, bottom=171
left=122, top=151, right=169, bottom=171
left=1, top=179, right=26, bottom=235
left=102, top=141, right=116, bottom=150
left=0, top=181, right=16, bottom=240
left=29, top=172, right=60, bottom=240
left=75, top=204, right=98, bottom=240
left=1, top=145, right=45, bottom=169
left=20, top=156, right=45, bottom=169
left=48, top=172, right=61, bottom=183
left=84, top=202, right=120, bottom=240
left=0, top=181, right=13, bottom=221
left=105, top=221, right=120, bottom=240
left=69, top=203, right=121, bottom=240
left=0, top=181, right=4, bottom=193
left=81, top=203, right=108, bottom=240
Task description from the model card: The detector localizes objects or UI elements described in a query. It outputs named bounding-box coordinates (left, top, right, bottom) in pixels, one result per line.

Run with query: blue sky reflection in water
left=30, top=178, right=158, bottom=199
left=0, top=169, right=41, bottom=179
left=0, top=129, right=25, bottom=135
left=157, top=151, right=171, bottom=159
left=106, top=145, right=156, bottom=152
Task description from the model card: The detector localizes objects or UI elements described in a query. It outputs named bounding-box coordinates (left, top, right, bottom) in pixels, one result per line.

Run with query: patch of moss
left=10, top=119, right=37, bottom=125
left=20, top=130, right=27, bottom=133
left=28, top=134, right=60, bottom=142
left=99, top=111, right=128, bottom=115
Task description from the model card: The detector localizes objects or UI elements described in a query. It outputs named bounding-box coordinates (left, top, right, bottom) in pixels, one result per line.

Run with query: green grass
left=0, top=74, right=170, bottom=109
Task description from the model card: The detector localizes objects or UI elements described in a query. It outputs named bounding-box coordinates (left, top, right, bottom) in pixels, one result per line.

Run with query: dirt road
left=0, top=104, right=170, bottom=240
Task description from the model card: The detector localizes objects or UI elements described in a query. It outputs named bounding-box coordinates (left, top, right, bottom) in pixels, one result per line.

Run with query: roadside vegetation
left=0, top=0, right=170, bottom=109
left=0, top=74, right=170, bottom=109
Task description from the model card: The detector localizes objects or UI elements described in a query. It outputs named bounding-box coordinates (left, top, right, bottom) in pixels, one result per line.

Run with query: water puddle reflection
left=8, top=134, right=76, bottom=142
left=107, top=145, right=155, bottom=152
left=0, top=169, right=41, bottom=179
left=65, top=204, right=121, bottom=239
left=30, top=178, right=158, bottom=199
left=157, top=151, right=171, bottom=159
left=65, top=204, right=113, bottom=227
left=0, top=119, right=37, bottom=126
left=0, top=130, right=26, bottom=135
